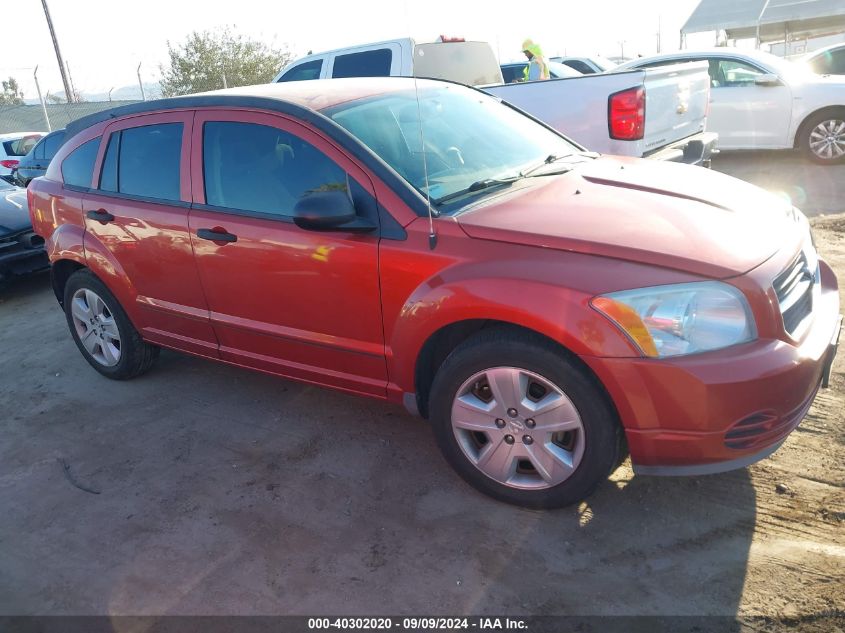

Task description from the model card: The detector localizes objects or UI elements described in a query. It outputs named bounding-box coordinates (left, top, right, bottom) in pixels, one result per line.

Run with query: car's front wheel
left=802, top=110, right=845, bottom=164
left=64, top=269, right=159, bottom=380
left=428, top=328, right=623, bottom=509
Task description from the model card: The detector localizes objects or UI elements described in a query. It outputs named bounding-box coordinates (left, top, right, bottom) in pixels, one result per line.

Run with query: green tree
left=159, top=28, right=291, bottom=97
left=0, top=77, right=24, bottom=105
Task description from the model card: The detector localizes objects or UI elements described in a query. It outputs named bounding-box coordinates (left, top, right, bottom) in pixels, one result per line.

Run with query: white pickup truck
left=273, top=38, right=717, bottom=166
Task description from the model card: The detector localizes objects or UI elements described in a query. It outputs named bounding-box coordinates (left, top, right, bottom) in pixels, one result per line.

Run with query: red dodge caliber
left=28, top=79, right=842, bottom=508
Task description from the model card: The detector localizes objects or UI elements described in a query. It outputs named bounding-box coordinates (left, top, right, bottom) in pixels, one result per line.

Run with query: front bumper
left=646, top=131, right=718, bottom=167
left=584, top=259, right=841, bottom=476
left=0, top=231, right=49, bottom=281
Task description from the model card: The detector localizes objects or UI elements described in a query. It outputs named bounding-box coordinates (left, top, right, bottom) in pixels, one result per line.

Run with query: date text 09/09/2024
left=307, top=617, right=527, bottom=630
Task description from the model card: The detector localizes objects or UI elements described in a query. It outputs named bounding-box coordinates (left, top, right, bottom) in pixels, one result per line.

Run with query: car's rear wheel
left=428, top=328, right=622, bottom=509
left=802, top=110, right=845, bottom=164
left=64, top=269, right=158, bottom=380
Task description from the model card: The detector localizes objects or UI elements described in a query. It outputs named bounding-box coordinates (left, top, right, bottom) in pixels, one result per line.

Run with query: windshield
left=326, top=84, right=579, bottom=207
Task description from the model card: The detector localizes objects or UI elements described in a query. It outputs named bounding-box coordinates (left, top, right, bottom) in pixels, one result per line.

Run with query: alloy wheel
left=809, top=118, right=845, bottom=160
left=450, top=366, right=585, bottom=490
left=70, top=288, right=122, bottom=367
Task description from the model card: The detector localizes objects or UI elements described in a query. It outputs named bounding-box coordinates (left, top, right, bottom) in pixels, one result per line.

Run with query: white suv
left=1, top=132, right=44, bottom=181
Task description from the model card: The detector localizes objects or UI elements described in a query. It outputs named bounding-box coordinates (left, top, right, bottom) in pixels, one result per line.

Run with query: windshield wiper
left=433, top=175, right=520, bottom=205
left=433, top=154, right=580, bottom=206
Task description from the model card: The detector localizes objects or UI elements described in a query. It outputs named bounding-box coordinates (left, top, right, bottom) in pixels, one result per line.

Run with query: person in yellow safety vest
left=522, top=39, right=550, bottom=81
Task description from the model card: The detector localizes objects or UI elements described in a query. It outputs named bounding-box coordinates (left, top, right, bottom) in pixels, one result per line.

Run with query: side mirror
left=293, top=190, right=376, bottom=233
left=754, top=73, right=780, bottom=86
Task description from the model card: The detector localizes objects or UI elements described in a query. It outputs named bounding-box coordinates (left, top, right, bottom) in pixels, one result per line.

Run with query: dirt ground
left=0, top=217, right=843, bottom=626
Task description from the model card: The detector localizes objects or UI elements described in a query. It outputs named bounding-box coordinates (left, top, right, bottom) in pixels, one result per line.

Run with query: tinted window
left=115, top=123, right=182, bottom=201
left=501, top=65, right=525, bottom=83
left=99, top=132, right=119, bottom=192
left=563, top=60, right=593, bottom=74
left=828, top=49, right=845, bottom=74
left=278, top=59, right=323, bottom=82
left=43, top=131, right=65, bottom=160
left=34, top=138, right=47, bottom=160
left=203, top=121, right=348, bottom=218
left=332, top=49, right=392, bottom=78
left=61, top=138, right=100, bottom=188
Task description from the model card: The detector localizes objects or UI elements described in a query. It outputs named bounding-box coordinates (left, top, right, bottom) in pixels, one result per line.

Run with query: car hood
left=0, top=188, right=32, bottom=236
left=456, top=156, right=801, bottom=278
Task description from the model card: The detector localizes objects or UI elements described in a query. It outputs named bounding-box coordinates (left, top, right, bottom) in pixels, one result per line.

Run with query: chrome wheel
left=70, top=288, right=121, bottom=367
left=809, top=118, right=845, bottom=160
left=450, top=367, right=585, bottom=490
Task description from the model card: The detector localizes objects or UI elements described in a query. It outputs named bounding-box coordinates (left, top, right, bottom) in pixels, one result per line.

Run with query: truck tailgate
left=638, top=61, right=710, bottom=155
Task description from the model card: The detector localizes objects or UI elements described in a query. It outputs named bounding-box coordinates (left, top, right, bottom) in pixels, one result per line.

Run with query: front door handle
left=197, top=228, right=238, bottom=243
left=86, top=209, right=115, bottom=224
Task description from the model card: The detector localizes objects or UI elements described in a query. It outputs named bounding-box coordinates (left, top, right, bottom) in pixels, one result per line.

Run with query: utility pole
left=40, top=0, right=73, bottom=104
left=137, top=63, right=146, bottom=101
left=65, top=60, right=77, bottom=103
left=656, top=15, right=662, bottom=54
left=33, top=66, right=52, bottom=132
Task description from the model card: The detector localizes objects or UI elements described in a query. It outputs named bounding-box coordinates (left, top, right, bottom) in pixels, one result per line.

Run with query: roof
left=64, top=78, right=452, bottom=140
left=682, top=0, right=845, bottom=42
left=0, top=101, right=140, bottom=135
left=198, top=77, right=448, bottom=110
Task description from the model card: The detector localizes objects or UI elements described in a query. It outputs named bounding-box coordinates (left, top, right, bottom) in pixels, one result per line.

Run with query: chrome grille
left=773, top=250, right=815, bottom=336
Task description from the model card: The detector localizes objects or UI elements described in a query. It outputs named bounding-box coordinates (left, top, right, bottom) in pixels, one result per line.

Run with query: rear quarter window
left=61, top=138, right=100, bottom=188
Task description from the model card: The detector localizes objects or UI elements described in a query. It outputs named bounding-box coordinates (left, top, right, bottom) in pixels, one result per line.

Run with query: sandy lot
left=0, top=215, right=843, bottom=627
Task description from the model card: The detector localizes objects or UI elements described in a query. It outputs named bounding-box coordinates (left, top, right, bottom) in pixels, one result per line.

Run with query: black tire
left=63, top=269, right=159, bottom=380
left=801, top=109, right=845, bottom=165
left=428, top=327, right=623, bottom=509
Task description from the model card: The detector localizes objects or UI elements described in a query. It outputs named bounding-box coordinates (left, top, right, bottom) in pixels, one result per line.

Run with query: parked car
left=0, top=179, right=49, bottom=287
left=29, top=79, right=841, bottom=508
left=1, top=132, right=44, bottom=183
left=802, top=43, right=845, bottom=76
left=500, top=61, right=583, bottom=83
left=14, top=129, right=66, bottom=187
left=275, top=37, right=717, bottom=166
left=615, top=49, right=845, bottom=164
left=550, top=55, right=617, bottom=74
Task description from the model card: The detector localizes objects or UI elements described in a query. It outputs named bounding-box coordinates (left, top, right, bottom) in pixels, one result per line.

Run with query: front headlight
left=592, top=282, right=756, bottom=358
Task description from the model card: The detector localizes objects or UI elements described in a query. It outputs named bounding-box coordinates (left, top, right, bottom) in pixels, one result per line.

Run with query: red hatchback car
left=29, top=79, right=841, bottom=508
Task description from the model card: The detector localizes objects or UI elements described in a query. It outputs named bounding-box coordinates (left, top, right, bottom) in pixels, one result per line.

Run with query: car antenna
left=404, top=7, right=437, bottom=250
left=413, top=50, right=438, bottom=251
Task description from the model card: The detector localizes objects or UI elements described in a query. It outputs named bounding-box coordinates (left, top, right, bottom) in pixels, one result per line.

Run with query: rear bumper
left=645, top=131, right=718, bottom=167
left=0, top=232, right=49, bottom=280
left=584, top=261, right=841, bottom=476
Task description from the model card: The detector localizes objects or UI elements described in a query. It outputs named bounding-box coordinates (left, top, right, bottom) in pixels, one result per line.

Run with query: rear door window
left=278, top=59, right=323, bottom=82
left=43, top=132, right=65, bottom=160
left=34, top=138, right=47, bottom=160
left=331, top=49, right=392, bottom=78
left=98, top=123, right=182, bottom=201
left=831, top=49, right=845, bottom=74
left=202, top=121, right=348, bottom=218
left=62, top=138, right=100, bottom=188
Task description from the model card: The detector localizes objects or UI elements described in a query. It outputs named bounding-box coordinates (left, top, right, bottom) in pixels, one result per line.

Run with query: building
left=681, top=0, right=845, bottom=55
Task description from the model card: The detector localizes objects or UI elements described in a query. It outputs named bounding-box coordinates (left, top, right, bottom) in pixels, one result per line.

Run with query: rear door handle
left=86, top=209, right=115, bottom=224
left=197, top=228, right=238, bottom=243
